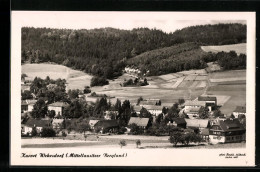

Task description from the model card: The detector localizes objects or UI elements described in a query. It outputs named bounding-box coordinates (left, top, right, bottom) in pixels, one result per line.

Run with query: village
left=21, top=66, right=246, bottom=148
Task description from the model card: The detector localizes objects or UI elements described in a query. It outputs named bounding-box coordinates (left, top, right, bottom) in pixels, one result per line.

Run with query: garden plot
left=179, top=69, right=207, bottom=75
left=172, top=77, right=185, bottom=88
left=178, top=81, right=193, bottom=88
left=196, top=81, right=207, bottom=88
left=158, top=73, right=178, bottom=81
left=195, top=75, right=208, bottom=81
left=184, top=75, right=197, bottom=81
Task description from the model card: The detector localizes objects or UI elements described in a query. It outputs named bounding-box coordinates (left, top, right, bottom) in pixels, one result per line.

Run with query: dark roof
left=25, top=118, right=52, bottom=128
left=94, top=120, right=119, bottom=129
left=233, top=106, right=246, bottom=113
left=128, top=117, right=149, bottom=127
left=217, top=119, right=245, bottom=132
left=171, top=118, right=186, bottom=125
left=198, top=96, right=217, bottom=101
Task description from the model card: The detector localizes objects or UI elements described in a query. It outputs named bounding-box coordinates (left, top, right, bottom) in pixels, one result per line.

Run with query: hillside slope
left=127, top=42, right=208, bottom=76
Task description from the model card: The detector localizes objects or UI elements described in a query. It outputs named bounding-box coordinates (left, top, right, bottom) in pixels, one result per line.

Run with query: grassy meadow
left=201, top=43, right=246, bottom=55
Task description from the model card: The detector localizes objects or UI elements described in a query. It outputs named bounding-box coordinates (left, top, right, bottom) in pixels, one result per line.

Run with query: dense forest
left=171, top=23, right=246, bottom=45
left=22, top=23, right=246, bottom=84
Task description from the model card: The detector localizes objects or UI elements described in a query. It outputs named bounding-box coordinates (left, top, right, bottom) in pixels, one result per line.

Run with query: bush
left=62, top=131, right=67, bottom=137
left=41, top=127, right=56, bottom=137
left=119, top=140, right=127, bottom=148
left=31, top=127, right=38, bottom=137
left=83, top=86, right=91, bottom=94
left=129, top=123, right=144, bottom=135
left=90, top=76, right=109, bottom=87
left=169, top=131, right=184, bottom=147
left=118, top=126, right=127, bottom=134
left=136, top=139, right=141, bottom=148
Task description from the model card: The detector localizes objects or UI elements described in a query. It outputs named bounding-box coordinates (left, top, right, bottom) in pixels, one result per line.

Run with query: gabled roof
left=48, top=102, right=68, bottom=107
left=171, top=118, right=186, bottom=125
left=233, top=106, right=246, bottom=113
left=25, top=118, right=52, bottom=128
left=89, top=120, right=100, bottom=126
left=185, top=119, right=209, bottom=128
left=218, top=119, right=245, bottom=132
left=198, top=96, right=217, bottom=102
left=128, top=117, right=149, bottom=127
left=184, top=100, right=205, bottom=106
left=94, top=120, right=119, bottom=129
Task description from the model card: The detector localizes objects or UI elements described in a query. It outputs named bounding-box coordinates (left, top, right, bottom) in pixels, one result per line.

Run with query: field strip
left=210, top=77, right=246, bottom=83
left=173, top=77, right=185, bottom=88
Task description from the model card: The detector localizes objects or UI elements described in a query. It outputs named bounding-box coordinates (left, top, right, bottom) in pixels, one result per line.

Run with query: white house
left=232, top=106, right=246, bottom=118
left=22, top=118, right=52, bottom=135
left=198, top=96, right=217, bottom=111
left=184, top=100, right=205, bottom=112
left=48, top=102, right=68, bottom=117
left=21, top=99, right=37, bottom=113
left=104, top=111, right=119, bottom=120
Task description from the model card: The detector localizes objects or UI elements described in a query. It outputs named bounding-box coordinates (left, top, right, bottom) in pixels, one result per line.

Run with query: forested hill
left=171, top=23, right=246, bottom=45
left=22, top=23, right=246, bottom=80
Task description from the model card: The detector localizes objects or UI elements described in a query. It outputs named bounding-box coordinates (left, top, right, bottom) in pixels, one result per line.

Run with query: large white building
left=48, top=102, right=68, bottom=117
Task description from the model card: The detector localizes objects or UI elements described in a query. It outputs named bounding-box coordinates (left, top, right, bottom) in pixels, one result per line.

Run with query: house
left=186, top=106, right=203, bottom=119
left=184, top=100, right=205, bottom=112
left=209, top=119, right=246, bottom=144
left=167, top=118, right=187, bottom=128
left=201, top=128, right=210, bottom=141
left=52, top=119, right=64, bottom=130
left=22, top=118, right=52, bottom=135
left=104, top=111, right=119, bottom=120
left=198, top=96, right=217, bottom=111
left=233, top=106, right=246, bottom=118
left=143, top=105, right=162, bottom=116
left=89, top=119, right=100, bottom=130
left=185, top=119, right=209, bottom=130
left=94, top=120, right=119, bottom=134
left=21, top=100, right=29, bottom=112
left=48, top=102, right=68, bottom=117
left=21, top=99, right=37, bottom=113
left=128, top=117, right=149, bottom=129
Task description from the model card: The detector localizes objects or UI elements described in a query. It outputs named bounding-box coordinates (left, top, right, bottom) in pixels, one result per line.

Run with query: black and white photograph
left=11, top=11, right=255, bottom=166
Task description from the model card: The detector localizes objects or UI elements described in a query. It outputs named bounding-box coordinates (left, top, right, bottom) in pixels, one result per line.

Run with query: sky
left=12, top=11, right=247, bottom=33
